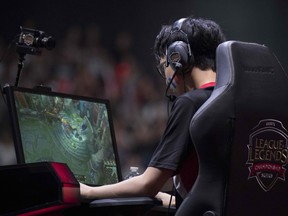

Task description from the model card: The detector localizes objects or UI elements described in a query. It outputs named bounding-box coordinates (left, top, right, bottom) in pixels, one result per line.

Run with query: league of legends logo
left=247, top=119, right=288, bottom=192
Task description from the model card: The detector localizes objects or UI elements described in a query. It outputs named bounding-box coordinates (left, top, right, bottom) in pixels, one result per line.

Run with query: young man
left=80, top=16, right=226, bottom=208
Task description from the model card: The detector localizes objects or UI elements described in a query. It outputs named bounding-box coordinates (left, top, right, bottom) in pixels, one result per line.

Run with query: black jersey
left=149, top=86, right=213, bottom=204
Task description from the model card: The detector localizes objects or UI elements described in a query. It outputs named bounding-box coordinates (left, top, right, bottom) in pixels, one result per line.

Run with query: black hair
left=153, top=25, right=172, bottom=62
left=154, top=16, right=226, bottom=71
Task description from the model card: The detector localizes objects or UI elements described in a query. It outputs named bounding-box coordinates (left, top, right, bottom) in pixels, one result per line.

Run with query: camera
left=16, top=26, right=56, bottom=55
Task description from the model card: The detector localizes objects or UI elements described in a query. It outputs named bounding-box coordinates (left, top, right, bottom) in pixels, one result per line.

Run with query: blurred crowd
left=0, top=23, right=169, bottom=176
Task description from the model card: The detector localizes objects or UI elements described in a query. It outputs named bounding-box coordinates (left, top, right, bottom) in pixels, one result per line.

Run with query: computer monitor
left=4, top=85, right=122, bottom=186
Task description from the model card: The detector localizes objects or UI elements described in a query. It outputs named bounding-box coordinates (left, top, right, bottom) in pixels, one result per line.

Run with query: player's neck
left=191, top=68, right=216, bottom=89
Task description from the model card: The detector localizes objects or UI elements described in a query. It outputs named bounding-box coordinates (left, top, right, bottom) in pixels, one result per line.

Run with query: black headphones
left=166, top=18, right=194, bottom=72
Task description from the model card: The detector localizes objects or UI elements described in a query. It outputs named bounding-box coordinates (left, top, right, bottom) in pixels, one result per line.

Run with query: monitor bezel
left=3, top=85, right=123, bottom=182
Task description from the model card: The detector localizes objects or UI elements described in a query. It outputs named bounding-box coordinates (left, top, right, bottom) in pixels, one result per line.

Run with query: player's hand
left=155, top=191, right=175, bottom=208
left=79, top=182, right=93, bottom=199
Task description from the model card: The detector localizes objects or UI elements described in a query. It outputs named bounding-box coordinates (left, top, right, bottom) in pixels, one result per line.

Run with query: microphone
left=166, top=77, right=177, bottom=89
left=165, top=57, right=183, bottom=102
left=165, top=71, right=178, bottom=102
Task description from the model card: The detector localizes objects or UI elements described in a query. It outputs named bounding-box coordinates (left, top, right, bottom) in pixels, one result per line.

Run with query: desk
left=61, top=199, right=175, bottom=216
left=61, top=197, right=165, bottom=216
left=0, top=162, right=175, bottom=216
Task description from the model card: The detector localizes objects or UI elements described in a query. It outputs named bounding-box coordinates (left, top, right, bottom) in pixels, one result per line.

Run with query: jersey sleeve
left=148, top=95, right=198, bottom=173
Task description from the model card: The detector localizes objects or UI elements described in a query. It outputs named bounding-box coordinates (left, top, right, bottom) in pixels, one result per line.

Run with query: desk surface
left=88, top=196, right=162, bottom=207
left=62, top=198, right=175, bottom=216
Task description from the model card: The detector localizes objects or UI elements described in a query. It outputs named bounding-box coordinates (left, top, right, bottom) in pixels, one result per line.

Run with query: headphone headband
left=171, top=18, right=187, bottom=32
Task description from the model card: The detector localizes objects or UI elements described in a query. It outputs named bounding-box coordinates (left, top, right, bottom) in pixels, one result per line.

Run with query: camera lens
left=34, top=36, right=56, bottom=50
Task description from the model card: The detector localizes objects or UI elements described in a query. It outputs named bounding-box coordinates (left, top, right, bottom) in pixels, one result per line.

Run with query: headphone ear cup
left=166, top=41, right=194, bottom=72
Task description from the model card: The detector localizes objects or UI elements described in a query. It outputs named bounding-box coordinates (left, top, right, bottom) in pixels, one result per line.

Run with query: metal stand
left=15, top=52, right=26, bottom=87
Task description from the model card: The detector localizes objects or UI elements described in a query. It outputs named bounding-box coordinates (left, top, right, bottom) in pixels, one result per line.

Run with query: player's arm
left=80, top=166, right=173, bottom=199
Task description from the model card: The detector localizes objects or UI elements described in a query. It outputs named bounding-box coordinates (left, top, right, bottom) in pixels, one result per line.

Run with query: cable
left=166, top=184, right=176, bottom=216
left=165, top=70, right=178, bottom=116
left=165, top=71, right=177, bottom=103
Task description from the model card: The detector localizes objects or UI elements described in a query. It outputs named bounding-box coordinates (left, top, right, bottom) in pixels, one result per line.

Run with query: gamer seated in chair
left=80, top=15, right=226, bottom=209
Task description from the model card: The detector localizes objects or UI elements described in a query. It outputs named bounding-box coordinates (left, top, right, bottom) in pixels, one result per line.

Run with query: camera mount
left=15, top=27, right=56, bottom=87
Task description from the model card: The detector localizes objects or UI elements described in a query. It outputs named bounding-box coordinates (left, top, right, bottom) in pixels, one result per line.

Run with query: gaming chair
left=175, top=41, right=288, bottom=216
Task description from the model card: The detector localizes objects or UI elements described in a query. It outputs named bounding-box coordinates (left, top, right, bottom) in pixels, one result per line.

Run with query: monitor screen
left=4, top=86, right=122, bottom=186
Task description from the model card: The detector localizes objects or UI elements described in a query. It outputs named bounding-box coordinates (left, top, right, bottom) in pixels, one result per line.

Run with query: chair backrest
left=175, top=41, right=288, bottom=216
